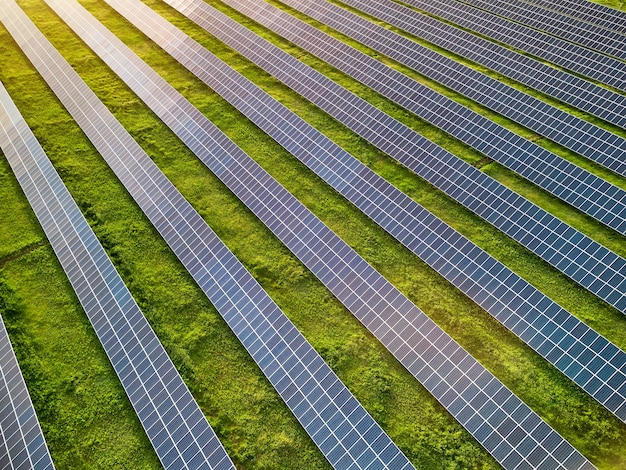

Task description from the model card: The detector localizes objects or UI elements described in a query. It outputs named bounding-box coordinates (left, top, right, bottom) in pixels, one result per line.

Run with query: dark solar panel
left=6, top=2, right=415, bottom=468
left=0, top=305, right=54, bottom=469
left=518, top=0, right=626, bottom=33
left=46, top=1, right=600, bottom=468
left=338, top=0, right=626, bottom=162
left=462, top=0, right=626, bottom=59
left=396, top=0, right=626, bottom=92
left=163, top=0, right=626, bottom=317
left=236, top=0, right=626, bottom=227
left=0, top=30, right=235, bottom=470
left=101, top=0, right=626, bottom=427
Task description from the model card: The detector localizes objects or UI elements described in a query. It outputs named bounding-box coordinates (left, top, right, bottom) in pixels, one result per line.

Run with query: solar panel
left=99, top=0, right=626, bottom=426
left=164, top=0, right=626, bottom=314
left=339, top=0, right=626, bottom=157
left=0, top=305, right=54, bottom=469
left=395, top=0, right=626, bottom=92
left=4, top=2, right=417, bottom=469
left=39, top=1, right=600, bottom=468
left=0, top=38, right=236, bottom=470
left=460, top=0, right=626, bottom=60
left=518, top=0, right=626, bottom=33
left=234, top=0, right=626, bottom=227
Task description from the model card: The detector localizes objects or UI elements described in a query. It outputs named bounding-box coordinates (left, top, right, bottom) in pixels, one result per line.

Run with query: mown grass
left=0, top=0, right=625, bottom=468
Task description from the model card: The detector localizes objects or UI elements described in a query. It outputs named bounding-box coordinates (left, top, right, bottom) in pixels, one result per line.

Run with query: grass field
left=1, top=0, right=625, bottom=468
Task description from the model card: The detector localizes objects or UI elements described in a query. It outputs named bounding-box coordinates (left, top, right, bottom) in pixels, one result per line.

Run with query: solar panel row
left=520, top=0, right=626, bottom=33
left=0, top=20, right=237, bottom=470
left=461, top=0, right=626, bottom=60
left=8, top=2, right=416, bottom=468
left=104, top=0, right=626, bottom=424
left=0, top=281, right=54, bottom=470
left=42, top=2, right=600, bottom=468
left=243, top=0, right=626, bottom=229
left=169, top=0, right=626, bottom=316
left=339, top=0, right=626, bottom=166
left=396, top=0, right=626, bottom=92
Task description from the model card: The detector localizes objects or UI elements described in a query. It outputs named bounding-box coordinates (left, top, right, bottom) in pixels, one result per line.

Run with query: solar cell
left=0, top=41, right=235, bottom=470
left=519, top=0, right=626, bottom=33
left=0, top=303, right=54, bottom=470
left=338, top=0, right=626, bottom=158
left=100, top=0, right=626, bottom=425
left=395, top=0, right=626, bottom=92
left=163, top=0, right=626, bottom=315
left=4, top=2, right=416, bottom=468
left=41, top=0, right=600, bottom=467
left=461, top=0, right=626, bottom=59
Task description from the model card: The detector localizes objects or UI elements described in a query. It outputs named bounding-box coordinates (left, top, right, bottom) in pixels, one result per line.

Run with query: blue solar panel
left=396, top=0, right=626, bottom=92
left=0, top=308, right=54, bottom=470
left=105, top=0, right=626, bottom=426
left=461, top=0, right=626, bottom=60
left=337, top=0, right=626, bottom=166
left=50, top=1, right=598, bottom=467
left=7, top=2, right=416, bottom=468
left=0, top=24, right=235, bottom=470
left=162, top=0, right=626, bottom=318
left=240, top=0, right=626, bottom=226
left=518, top=0, right=626, bottom=33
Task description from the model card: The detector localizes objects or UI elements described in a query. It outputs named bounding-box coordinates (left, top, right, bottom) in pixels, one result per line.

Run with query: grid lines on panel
left=460, top=0, right=626, bottom=59
left=7, top=2, right=415, bottom=468
left=0, top=35, right=236, bottom=470
left=339, top=0, right=626, bottom=167
left=518, top=0, right=626, bottom=34
left=0, top=307, right=54, bottom=470
left=241, top=0, right=626, bottom=229
left=169, top=0, right=626, bottom=318
left=103, top=0, right=626, bottom=425
left=48, top=0, right=598, bottom=468
left=396, top=0, right=626, bottom=92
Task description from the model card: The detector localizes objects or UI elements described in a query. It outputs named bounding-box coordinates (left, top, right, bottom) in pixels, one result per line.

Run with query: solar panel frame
left=5, top=2, right=416, bottom=468
left=459, top=0, right=626, bottom=59
left=0, top=310, right=54, bottom=470
left=0, top=29, right=236, bottom=470
left=169, top=0, right=626, bottom=314
left=104, top=0, right=626, bottom=425
left=394, top=0, right=626, bottom=92
left=238, top=0, right=626, bottom=221
left=43, top=0, right=600, bottom=467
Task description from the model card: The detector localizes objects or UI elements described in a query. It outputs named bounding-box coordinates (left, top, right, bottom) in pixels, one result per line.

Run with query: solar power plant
left=0, top=37, right=236, bottom=470
left=42, top=2, right=599, bottom=468
left=226, top=0, right=626, bottom=225
left=1, top=3, right=421, bottom=469
left=460, top=0, right=626, bottom=60
left=163, top=0, right=626, bottom=317
left=1, top=0, right=625, bottom=468
left=394, top=0, right=626, bottom=91
left=337, top=0, right=626, bottom=145
left=518, top=0, right=626, bottom=33
left=96, top=0, right=626, bottom=425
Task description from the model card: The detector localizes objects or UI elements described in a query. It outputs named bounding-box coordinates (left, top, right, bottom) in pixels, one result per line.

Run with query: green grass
left=0, top=0, right=625, bottom=468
